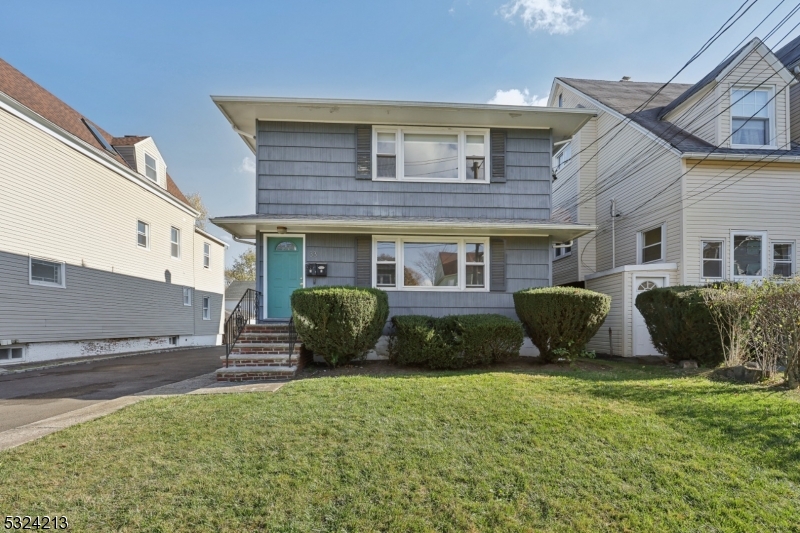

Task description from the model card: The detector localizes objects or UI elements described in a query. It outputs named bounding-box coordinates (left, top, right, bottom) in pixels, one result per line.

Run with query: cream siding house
left=0, top=57, right=226, bottom=364
left=549, top=37, right=800, bottom=358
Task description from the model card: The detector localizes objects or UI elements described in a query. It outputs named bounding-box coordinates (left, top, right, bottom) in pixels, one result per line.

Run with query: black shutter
left=490, top=238, right=506, bottom=292
left=356, top=127, right=372, bottom=179
left=490, top=130, right=507, bottom=183
left=355, top=236, right=372, bottom=287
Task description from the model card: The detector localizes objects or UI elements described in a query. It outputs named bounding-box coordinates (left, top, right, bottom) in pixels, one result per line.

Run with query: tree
left=185, top=192, right=208, bottom=230
left=225, top=248, right=256, bottom=281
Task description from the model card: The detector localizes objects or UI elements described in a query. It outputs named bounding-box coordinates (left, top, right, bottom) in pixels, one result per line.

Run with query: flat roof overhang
left=211, top=96, right=597, bottom=153
left=211, top=216, right=596, bottom=242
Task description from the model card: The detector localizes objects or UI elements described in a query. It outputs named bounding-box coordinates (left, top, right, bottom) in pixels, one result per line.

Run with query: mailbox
left=306, top=262, right=328, bottom=277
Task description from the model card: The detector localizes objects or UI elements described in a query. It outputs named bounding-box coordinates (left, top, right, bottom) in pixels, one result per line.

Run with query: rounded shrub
left=291, top=286, right=389, bottom=367
left=513, top=287, right=610, bottom=363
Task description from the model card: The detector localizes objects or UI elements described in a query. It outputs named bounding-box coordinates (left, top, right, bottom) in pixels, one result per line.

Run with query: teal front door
left=267, top=237, right=303, bottom=318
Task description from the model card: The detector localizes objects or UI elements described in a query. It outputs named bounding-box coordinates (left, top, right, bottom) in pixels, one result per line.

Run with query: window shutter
left=490, top=238, right=506, bottom=292
left=356, top=236, right=372, bottom=287
left=356, top=127, right=372, bottom=179
left=490, top=130, right=506, bottom=183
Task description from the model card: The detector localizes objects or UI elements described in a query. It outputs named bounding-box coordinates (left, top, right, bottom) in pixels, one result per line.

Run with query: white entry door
left=633, top=277, right=665, bottom=356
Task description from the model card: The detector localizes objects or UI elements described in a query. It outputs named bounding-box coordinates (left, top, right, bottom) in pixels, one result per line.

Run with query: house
left=0, top=57, right=226, bottom=364
left=210, top=97, right=596, bottom=378
left=548, top=37, right=800, bottom=357
left=225, top=280, right=255, bottom=314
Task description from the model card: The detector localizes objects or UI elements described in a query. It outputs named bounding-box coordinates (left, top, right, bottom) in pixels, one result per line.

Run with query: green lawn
left=2, top=362, right=800, bottom=532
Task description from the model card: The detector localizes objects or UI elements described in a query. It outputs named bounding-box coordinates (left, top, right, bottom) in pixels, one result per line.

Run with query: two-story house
left=210, top=97, right=595, bottom=375
left=549, top=37, right=800, bottom=357
left=0, top=57, right=226, bottom=364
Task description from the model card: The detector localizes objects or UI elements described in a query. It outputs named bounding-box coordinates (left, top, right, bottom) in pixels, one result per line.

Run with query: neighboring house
left=0, top=57, right=226, bottom=364
left=548, top=37, right=800, bottom=357
left=225, top=280, right=255, bottom=314
left=211, top=97, right=596, bottom=328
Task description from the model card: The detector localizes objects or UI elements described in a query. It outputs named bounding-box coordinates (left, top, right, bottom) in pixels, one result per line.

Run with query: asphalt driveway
left=0, top=347, right=223, bottom=433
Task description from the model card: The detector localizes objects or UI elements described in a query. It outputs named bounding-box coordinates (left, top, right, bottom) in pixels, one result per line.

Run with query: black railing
left=287, top=316, right=297, bottom=365
left=224, top=288, right=261, bottom=368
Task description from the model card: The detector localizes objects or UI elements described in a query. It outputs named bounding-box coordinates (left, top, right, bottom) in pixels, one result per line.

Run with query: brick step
left=216, top=366, right=297, bottom=382
left=231, top=343, right=301, bottom=355
left=220, top=354, right=296, bottom=366
left=240, top=324, right=293, bottom=333
left=236, top=334, right=300, bottom=344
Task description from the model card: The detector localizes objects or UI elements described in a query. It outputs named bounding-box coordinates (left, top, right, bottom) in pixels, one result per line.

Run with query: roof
left=776, top=34, right=800, bottom=71
left=212, top=96, right=597, bottom=152
left=226, top=280, right=255, bottom=301
left=0, top=56, right=192, bottom=208
left=111, top=135, right=149, bottom=146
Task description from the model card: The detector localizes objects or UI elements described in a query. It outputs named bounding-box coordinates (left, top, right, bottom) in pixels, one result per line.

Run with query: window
left=639, top=226, right=664, bottom=264
left=29, top=257, right=65, bottom=288
left=137, top=220, right=149, bottom=248
left=554, top=243, right=572, bottom=259
left=372, top=237, right=489, bottom=291
left=731, top=88, right=773, bottom=147
left=169, top=336, right=178, bottom=345
left=275, top=241, right=297, bottom=251
left=372, top=128, right=490, bottom=182
left=731, top=232, right=767, bottom=279
left=144, top=153, right=158, bottom=181
left=203, top=242, right=210, bottom=268
left=202, top=296, right=210, bottom=320
left=554, top=142, right=572, bottom=171
left=183, top=287, right=192, bottom=306
left=0, top=346, right=24, bottom=361
left=558, top=93, right=563, bottom=108
left=170, top=227, right=181, bottom=258
left=701, top=241, right=724, bottom=279
left=773, top=242, right=794, bottom=277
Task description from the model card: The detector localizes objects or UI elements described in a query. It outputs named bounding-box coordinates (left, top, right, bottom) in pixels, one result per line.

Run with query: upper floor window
left=639, top=225, right=664, bottom=264
left=558, top=93, right=563, bottom=107
left=30, top=257, right=65, bottom=288
left=731, top=88, right=773, bottom=147
left=373, top=128, right=489, bottom=183
left=170, top=227, right=181, bottom=258
left=554, top=142, right=572, bottom=171
left=137, top=220, right=149, bottom=249
left=554, top=242, right=572, bottom=259
left=203, top=242, right=211, bottom=268
left=144, top=153, right=158, bottom=181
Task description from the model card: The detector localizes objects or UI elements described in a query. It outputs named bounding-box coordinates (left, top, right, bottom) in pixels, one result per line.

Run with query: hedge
left=389, top=314, right=524, bottom=370
left=513, top=287, right=610, bottom=362
left=634, top=286, right=723, bottom=366
left=291, top=286, right=389, bottom=367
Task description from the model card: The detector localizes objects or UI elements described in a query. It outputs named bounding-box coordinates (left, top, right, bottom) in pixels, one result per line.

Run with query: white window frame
left=29, top=256, right=65, bottom=288
left=771, top=240, right=795, bottom=278
left=371, top=236, right=490, bottom=292
left=203, top=242, right=211, bottom=269
left=144, top=152, right=158, bottom=182
left=170, top=227, right=181, bottom=259
left=700, top=240, right=725, bottom=281
left=137, top=220, right=150, bottom=250
left=553, top=142, right=572, bottom=171
left=183, top=287, right=192, bottom=306
left=637, top=224, right=666, bottom=265
left=371, top=127, right=490, bottom=183
left=730, top=231, right=768, bottom=281
left=730, top=86, right=776, bottom=149
left=553, top=242, right=572, bottom=260
left=202, top=296, right=210, bottom=320
left=0, top=345, right=25, bottom=362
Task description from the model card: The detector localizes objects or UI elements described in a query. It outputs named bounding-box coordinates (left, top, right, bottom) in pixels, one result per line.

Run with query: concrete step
left=216, top=365, right=297, bottom=382
left=220, top=354, right=296, bottom=366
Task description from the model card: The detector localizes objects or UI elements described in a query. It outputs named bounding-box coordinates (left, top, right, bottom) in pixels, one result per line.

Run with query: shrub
left=513, top=287, right=610, bottom=363
left=389, top=314, right=524, bottom=370
left=635, top=286, right=723, bottom=367
left=291, top=286, right=389, bottom=367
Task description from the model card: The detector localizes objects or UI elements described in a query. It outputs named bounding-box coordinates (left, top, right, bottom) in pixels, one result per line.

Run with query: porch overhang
left=211, top=215, right=596, bottom=242
left=211, top=96, right=597, bottom=152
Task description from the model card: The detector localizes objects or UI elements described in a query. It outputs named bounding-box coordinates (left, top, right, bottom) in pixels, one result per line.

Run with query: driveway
left=0, top=347, right=224, bottom=433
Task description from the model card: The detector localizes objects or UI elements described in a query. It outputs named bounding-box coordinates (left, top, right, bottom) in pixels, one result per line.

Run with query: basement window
left=0, top=346, right=24, bottom=361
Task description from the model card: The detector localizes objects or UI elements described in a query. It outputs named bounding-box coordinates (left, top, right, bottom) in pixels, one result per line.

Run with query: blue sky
left=1, top=0, right=796, bottom=266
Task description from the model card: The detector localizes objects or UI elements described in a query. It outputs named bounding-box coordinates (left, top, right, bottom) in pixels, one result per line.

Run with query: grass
left=1, top=361, right=800, bottom=532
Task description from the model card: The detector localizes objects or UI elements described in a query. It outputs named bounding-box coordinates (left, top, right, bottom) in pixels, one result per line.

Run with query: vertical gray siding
left=256, top=122, right=552, bottom=220
left=0, top=250, right=222, bottom=343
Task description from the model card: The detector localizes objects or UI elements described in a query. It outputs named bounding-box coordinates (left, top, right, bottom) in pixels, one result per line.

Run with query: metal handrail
left=287, top=316, right=297, bottom=365
left=224, top=288, right=261, bottom=368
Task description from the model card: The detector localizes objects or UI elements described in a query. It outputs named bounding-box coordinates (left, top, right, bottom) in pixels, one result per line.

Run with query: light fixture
left=277, top=226, right=287, bottom=234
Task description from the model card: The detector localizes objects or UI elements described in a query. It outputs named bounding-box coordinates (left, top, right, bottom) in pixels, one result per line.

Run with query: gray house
left=212, top=98, right=595, bottom=331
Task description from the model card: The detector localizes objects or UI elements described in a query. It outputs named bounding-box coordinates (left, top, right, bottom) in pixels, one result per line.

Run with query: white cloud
left=500, top=0, right=588, bottom=35
left=237, top=156, right=256, bottom=173
left=488, top=88, right=549, bottom=106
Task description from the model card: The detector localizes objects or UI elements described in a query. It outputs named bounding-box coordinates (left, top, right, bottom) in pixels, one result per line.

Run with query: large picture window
left=372, top=127, right=490, bottom=183
left=731, top=232, right=767, bottom=280
left=372, top=237, right=489, bottom=291
left=731, top=88, right=773, bottom=147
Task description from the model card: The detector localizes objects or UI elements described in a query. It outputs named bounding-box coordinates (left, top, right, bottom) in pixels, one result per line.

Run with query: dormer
left=110, top=135, right=168, bottom=189
left=660, top=38, right=796, bottom=150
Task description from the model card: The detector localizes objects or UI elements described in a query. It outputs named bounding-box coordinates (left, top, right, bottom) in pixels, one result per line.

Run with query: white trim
left=371, top=236, right=490, bottom=292
left=700, top=239, right=725, bottom=282
left=730, top=230, right=768, bottom=281
left=715, top=40, right=796, bottom=86
left=632, top=274, right=670, bottom=357
left=28, top=255, right=66, bottom=289
left=137, top=219, right=150, bottom=250
left=144, top=151, right=159, bottom=182
left=0, top=93, right=199, bottom=217
left=729, top=86, right=776, bottom=149
left=553, top=241, right=572, bottom=260
left=170, top=226, right=181, bottom=259
left=371, top=126, right=490, bottom=183
left=770, top=240, right=795, bottom=277
left=584, top=262, right=678, bottom=281
left=183, top=287, right=193, bottom=307
left=194, top=227, right=228, bottom=247
left=0, top=345, right=26, bottom=363
left=637, top=223, right=666, bottom=265
left=203, top=242, right=211, bottom=269
left=202, top=296, right=211, bottom=320
left=262, top=234, right=306, bottom=320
